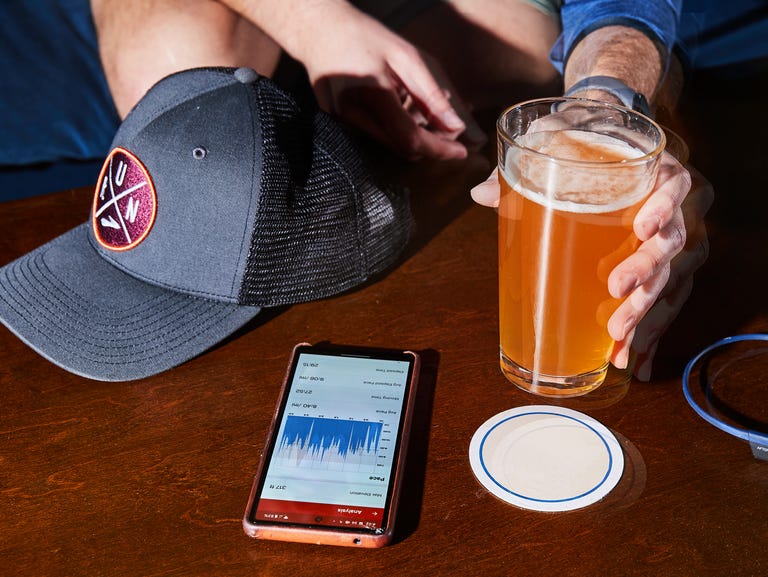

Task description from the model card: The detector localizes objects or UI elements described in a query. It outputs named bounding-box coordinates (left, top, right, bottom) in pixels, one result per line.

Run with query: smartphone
left=243, top=343, right=420, bottom=547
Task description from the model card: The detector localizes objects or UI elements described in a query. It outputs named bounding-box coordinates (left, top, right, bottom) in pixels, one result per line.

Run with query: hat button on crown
left=234, top=67, right=259, bottom=84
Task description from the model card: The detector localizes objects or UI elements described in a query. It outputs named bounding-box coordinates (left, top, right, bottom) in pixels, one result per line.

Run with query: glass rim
left=496, top=96, right=667, bottom=168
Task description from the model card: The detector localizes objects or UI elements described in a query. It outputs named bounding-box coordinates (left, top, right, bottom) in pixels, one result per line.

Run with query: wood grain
left=2, top=67, right=767, bottom=576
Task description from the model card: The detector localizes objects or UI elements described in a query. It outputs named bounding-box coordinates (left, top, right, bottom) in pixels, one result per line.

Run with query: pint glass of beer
left=497, top=98, right=666, bottom=397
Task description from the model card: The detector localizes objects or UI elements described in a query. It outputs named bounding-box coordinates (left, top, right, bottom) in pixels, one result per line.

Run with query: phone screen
left=248, top=346, right=417, bottom=535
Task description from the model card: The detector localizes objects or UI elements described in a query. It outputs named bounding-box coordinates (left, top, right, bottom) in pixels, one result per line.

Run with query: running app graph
left=276, top=416, right=383, bottom=471
left=253, top=348, right=414, bottom=530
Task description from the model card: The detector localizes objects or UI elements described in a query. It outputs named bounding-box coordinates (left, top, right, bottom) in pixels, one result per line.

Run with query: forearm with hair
left=563, top=25, right=663, bottom=100
left=564, top=24, right=685, bottom=113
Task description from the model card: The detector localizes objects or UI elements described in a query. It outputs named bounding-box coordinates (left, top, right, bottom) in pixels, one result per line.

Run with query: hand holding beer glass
left=496, top=98, right=668, bottom=397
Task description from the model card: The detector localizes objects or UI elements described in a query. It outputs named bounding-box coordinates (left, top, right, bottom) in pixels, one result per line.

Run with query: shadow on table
left=393, top=347, right=440, bottom=544
left=651, top=60, right=768, bottom=379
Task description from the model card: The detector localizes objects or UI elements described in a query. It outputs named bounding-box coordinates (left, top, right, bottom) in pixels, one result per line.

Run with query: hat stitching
left=229, top=77, right=261, bottom=301
left=17, top=249, right=230, bottom=341
left=92, top=243, right=243, bottom=304
left=1, top=256, right=245, bottom=363
left=128, top=68, right=237, bottom=136
left=2, top=233, right=239, bottom=342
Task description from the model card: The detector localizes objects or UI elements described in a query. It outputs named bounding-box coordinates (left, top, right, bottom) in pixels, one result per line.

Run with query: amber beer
left=497, top=100, right=664, bottom=397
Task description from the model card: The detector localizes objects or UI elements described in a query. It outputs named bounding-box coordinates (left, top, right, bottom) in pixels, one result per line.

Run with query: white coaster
left=469, top=405, right=624, bottom=512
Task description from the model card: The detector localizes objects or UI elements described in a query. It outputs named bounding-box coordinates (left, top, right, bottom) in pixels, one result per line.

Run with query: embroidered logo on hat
left=92, top=147, right=157, bottom=251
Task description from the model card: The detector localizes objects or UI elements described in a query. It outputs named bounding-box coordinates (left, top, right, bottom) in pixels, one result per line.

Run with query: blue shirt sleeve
left=550, top=0, right=683, bottom=73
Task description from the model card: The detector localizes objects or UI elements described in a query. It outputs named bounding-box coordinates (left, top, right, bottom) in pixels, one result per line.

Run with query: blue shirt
left=0, top=0, right=120, bottom=166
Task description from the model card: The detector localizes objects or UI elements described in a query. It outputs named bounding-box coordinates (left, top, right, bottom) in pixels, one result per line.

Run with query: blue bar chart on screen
left=276, top=416, right=385, bottom=471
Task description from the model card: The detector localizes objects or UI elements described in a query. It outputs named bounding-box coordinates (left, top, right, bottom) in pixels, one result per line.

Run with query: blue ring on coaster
left=469, top=405, right=624, bottom=512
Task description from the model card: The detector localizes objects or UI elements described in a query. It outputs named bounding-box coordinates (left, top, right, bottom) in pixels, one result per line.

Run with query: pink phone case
left=243, top=343, right=420, bottom=547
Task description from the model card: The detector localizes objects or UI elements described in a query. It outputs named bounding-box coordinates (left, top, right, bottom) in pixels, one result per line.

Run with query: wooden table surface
left=2, top=72, right=767, bottom=576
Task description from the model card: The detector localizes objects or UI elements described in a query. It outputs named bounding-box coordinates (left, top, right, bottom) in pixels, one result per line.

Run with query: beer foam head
left=503, top=130, right=660, bottom=214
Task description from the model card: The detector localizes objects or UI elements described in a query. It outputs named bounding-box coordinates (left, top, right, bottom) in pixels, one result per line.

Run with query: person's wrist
left=562, top=26, right=662, bottom=111
left=564, top=75, right=651, bottom=116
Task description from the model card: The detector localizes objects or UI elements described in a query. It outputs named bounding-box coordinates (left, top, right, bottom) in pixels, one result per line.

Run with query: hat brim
left=0, top=223, right=262, bottom=381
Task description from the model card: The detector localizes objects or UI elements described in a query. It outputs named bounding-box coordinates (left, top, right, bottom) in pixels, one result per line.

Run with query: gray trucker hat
left=0, top=67, right=412, bottom=381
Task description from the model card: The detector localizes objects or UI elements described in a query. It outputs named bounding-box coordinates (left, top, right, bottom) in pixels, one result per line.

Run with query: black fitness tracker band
left=564, top=75, right=652, bottom=117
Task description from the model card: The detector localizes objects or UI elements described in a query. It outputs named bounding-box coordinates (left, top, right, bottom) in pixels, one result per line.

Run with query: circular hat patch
left=93, top=147, right=157, bottom=251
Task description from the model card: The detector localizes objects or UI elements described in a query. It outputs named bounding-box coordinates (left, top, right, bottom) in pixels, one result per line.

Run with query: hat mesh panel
left=238, top=80, right=411, bottom=307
